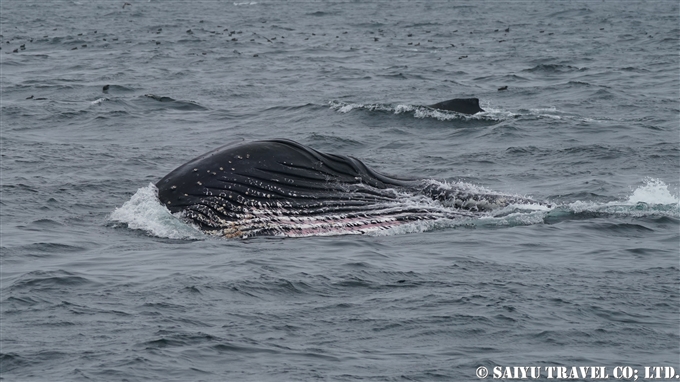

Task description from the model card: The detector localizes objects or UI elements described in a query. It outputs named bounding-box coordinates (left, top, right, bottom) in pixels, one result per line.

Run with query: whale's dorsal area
left=429, top=98, right=484, bottom=114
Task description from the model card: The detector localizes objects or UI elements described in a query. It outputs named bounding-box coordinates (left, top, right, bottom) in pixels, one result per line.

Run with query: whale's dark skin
left=429, top=98, right=484, bottom=114
left=156, top=139, right=535, bottom=238
left=157, top=139, right=417, bottom=215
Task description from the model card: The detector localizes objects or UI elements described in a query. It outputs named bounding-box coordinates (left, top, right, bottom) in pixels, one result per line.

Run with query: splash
left=567, top=179, right=679, bottom=217
left=109, top=184, right=202, bottom=240
left=627, top=178, right=679, bottom=205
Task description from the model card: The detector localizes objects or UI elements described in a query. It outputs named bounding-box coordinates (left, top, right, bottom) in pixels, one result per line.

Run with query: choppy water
left=2, top=1, right=679, bottom=381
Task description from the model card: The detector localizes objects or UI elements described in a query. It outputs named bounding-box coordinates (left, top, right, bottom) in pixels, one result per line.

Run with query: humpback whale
left=156, top=139, right=536, bottom=238
left=429, top=98, right=484, bottom=114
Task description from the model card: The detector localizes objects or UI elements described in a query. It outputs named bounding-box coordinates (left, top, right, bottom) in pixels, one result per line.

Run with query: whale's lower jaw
left=173, top=182, right=537, bottom=238
left=182, top=202, right=463, bottom=238
left=174, top=187, right=480, bottom=238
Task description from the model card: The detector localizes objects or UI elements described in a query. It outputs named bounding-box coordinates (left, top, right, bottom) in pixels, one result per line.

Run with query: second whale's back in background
left=429, top=98, right=484, bottom=115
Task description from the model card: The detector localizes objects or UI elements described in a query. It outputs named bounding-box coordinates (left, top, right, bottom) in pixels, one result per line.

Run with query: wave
left=524, top=64, right=589, bottom=73
left=140, top=94, right=207, bottom=111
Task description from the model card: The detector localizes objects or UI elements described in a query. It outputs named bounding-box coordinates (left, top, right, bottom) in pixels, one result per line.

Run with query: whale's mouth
left=184, top=195, right=476, bottom=238
left=109, top=181, right=540, bottom=239
left=198, top=207, right=448, bottom=239
left=167, top=182, right=453, bottom=238
left=157, top=174, right=536, bottom=238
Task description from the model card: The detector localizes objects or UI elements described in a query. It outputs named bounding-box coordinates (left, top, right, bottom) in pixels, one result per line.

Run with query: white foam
left=109, top=183, right=203, bottom=239
left=476, top=105, right=517, bottom=119
left=413, top=107, right=464, bottom=121
left=627, top=178, right=679, bottom=205
left=399, top=104, right=492, bottom=121
left=529, top=107, right=559, bottom=113
left=329, top=100, right=360, bottom=113
left=370, top=218, right=448, bottom=236
left=567, top=178, right=679, bottom=217
left=394, top=104, right=414, bottom=114
left=330, top=101, right=503, bottom=121
left=486, top=209, right=547, bottom=226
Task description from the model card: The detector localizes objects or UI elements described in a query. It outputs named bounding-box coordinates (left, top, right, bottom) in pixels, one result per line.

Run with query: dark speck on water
left=2, top=1, right=678, bottom=381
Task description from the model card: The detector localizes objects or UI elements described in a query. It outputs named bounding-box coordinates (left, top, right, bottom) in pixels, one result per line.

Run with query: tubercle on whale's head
left=156, top=155, right=221, bottom=213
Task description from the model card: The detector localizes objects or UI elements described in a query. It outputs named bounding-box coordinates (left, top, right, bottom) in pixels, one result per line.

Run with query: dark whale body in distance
left=156, top=139, right=537, bottom=238
left=428, top=98, right=484, bottom=114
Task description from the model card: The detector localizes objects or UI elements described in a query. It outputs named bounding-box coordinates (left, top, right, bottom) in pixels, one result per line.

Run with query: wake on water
left=329, top=100, right=506, bottom=122
left=328, top=100, right=604, bottom=124
left=110, top=178, right=679, bottom=240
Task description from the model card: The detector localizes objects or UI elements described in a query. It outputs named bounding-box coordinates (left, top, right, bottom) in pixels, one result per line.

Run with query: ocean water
left=1, top=1, right=679, bottom=381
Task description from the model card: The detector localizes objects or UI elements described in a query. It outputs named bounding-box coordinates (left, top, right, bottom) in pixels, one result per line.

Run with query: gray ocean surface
left=2, top=1, right=679, bottom=381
